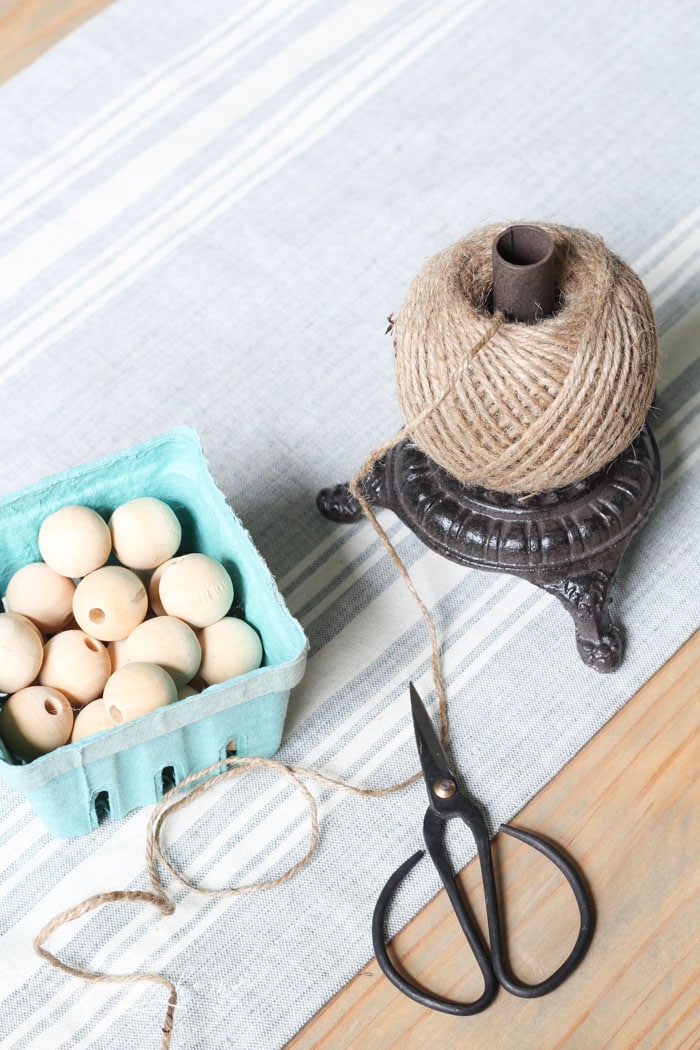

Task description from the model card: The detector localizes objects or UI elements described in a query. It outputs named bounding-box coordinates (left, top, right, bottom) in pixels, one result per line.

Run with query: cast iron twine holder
left=316, top=226, right=662, bottom=672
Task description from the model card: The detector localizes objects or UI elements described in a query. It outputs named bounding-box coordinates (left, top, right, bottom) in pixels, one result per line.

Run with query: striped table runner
left=0, top=1, right=698, bottom=1047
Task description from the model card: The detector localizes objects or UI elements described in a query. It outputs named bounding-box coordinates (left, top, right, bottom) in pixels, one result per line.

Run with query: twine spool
left=393, top=222, right=658, bottom=493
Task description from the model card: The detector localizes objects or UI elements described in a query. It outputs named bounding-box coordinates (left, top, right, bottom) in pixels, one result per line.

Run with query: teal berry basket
left=0, top=427, right=308, bottom=838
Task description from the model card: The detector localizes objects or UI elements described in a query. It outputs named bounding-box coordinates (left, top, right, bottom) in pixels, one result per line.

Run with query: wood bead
left=148, top=556, right=184, bottom=616
left=39, top=630, right=111, bottom=707
left=124, top=615, right=201, bottom=685
left=103, top=662, right=177, bottom=725
left=107, top=637, right=129, bottom=674
left=38, top=505, right=111, bottom=578
left=197, top=617, right=263, bottom=685
left=73, top=566, right=148, bottom=641
left=5, top=561, right=75, bottom=634
left=0, top=613, right=44, bottom=693
left=0, top=686, right=73, bottom=760
left=159, top=553, right=234, bottom=628
left=71, top=698, right=112, bottom=742
left=5, top=612, right=45, bottom=647
left=109, top=497, right=182, bottom=571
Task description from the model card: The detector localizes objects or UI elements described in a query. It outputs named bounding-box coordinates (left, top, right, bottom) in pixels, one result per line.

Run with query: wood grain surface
left=289, top=632, right=699, bottom=1050
left=0, top=0, right=113, bottom=84
left=0, top=7, right=697, bottom=1048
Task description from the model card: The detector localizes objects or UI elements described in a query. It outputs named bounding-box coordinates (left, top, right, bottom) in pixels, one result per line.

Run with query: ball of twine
left=393, top=222, right=658, bottom=494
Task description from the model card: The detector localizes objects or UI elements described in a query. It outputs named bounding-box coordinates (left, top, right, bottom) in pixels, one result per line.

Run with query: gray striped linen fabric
left=0, top=1, right=698, bottom=1047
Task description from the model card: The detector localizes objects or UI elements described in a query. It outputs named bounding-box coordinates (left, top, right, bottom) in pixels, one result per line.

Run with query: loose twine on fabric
left=33, top=223, right=657, bottom=1048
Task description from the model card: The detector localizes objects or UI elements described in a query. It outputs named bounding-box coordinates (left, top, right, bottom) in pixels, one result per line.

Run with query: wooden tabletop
left=1, top=6, right=698, bottom=1048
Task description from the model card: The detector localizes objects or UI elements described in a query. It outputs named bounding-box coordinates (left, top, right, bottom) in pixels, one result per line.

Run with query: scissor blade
left=409, top=683, right=454, bottom=780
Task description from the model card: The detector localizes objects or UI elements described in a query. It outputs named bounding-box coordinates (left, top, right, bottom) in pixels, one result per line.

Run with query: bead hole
left=44, top=699, right=58, bottom=715
left=84, top=637, right=99, bottom=651
left=109, top=705, right=122, bottom=723
left=89, top=608, right=105, bottom=625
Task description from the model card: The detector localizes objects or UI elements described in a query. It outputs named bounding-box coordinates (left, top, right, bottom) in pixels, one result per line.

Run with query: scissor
left=372, top=684, right=594, bottom=1015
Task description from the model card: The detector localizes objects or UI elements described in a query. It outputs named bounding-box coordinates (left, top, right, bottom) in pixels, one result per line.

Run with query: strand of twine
left=33, top=315, right=504, bottom=1049
left=347, top=314, right=504, bottom=745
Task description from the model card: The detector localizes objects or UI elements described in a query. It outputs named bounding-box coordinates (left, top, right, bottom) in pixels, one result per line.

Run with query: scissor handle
left=425, top=805, right=595, bottom=999
left=488, top=822, right=595, bottom=997
left=372, top=848, right=498, bottom=1015
left=372, top=809, right=594, bottom=1015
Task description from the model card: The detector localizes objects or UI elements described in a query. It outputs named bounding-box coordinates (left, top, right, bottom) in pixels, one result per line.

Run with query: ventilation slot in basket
left=160, top=766, right=177, bottom=795
left=93, top=791, right=110, bottom=824
left=226, top=739, right=237, bottom=756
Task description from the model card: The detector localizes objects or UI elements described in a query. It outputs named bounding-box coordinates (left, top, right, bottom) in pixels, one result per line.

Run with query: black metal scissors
left=372, top=684, right=594, bottom=1015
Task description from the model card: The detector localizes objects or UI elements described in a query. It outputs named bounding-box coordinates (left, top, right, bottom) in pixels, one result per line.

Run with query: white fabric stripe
left=653, top=246, right=700, bottom=309
left=0, top=821, right=46, bottom=876
left=0, top=0, right=481, bottom=383
left=655, top=390, right=700, bottom=440
left=634, top=204, right=700, bottom=273
left=643, top=223, right=700, bottom=294
left=664, top=443, right=700, bottom=488
left=0, top=800, right=31, bottom=837
left=293, top=532, right=413, bottom=626
left=0, top=837, right=64, bottom=902
left=278, top=525, right=364, bottom=592
left=0, top=0, right=286, bottom=196
left=0, top=0, right=411, bottom=308
left=10, top=585, right=547, bottom=1045
left=0, top=0, right=320, bottom=229
left=0, top=17, right=396, bottom=346
left=0, top=136, right=684, bottom=391
left=285, top=521, right=408, bottom=613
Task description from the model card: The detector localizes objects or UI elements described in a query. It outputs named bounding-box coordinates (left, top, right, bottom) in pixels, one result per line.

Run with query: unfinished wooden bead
left=109, top=497, right=182, bottom=571
left=198, top=617, right=263, bottom=685
left=0, top=613, right=44, bottom=693
left=5, top=612, right=45, bottom=647
left=148, top=556, right=184, bottom=616
left=38, top=505, right=111, bottom=578
left=0, top=686, right=73, bottom=760
left=103, top=662, right=176, bottom=725
left=71, top=698, right=112, bottom=742
left=107, top=637, right=129, bottom=673
left=73, top=566, right=148, bottom=641
left=5, top=561, right=76, bottom=634
left=39, top=630, right=111, bottom=707
left=159, top=553, right=234, bottom=628
left=124, top=616, right=201, bottom=685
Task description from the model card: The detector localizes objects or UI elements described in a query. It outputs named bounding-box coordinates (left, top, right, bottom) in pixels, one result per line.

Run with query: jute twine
left=34, top=754, right=429, bottom=1048
left=33, top=223, right=656, bottom=1046
left=394, top=223, right=658, bottom=493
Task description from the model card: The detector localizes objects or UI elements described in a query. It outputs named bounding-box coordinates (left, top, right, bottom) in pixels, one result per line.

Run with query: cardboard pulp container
left=0, top=427, right=308, bottom=837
